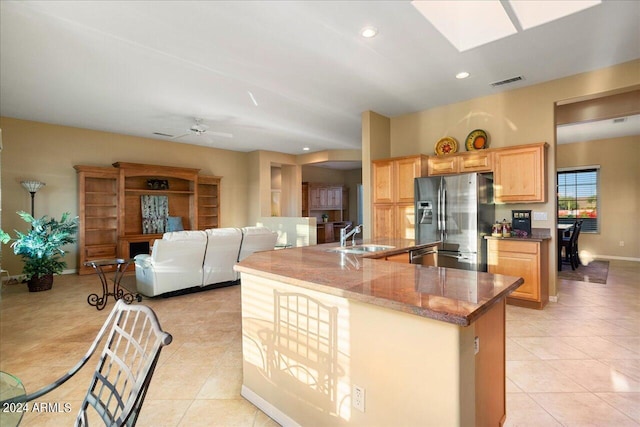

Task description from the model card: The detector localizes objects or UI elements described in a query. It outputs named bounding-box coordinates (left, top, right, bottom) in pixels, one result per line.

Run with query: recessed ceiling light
left=302, top=147, right=310, bottom=151
left=456, top=72, right=470, bottom=79
left=360, top=26, right=378, bottom=38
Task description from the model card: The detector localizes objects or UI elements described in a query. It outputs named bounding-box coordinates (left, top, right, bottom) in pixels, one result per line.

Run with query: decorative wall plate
left=465, top=129, right=488, bottom=150
left=435, top=137, right=458, bottom=155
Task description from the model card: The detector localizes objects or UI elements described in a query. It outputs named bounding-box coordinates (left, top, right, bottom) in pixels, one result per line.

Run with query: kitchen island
left=235, top=239, right=523, bottom=427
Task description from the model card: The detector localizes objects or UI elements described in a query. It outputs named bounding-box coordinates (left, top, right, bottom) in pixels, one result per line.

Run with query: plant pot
left=28, top=274, right=53, bottom=292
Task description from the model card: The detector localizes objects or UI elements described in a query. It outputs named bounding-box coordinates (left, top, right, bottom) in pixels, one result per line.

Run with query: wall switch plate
left=533, top=211, right=547, bottom=221
left=474, top=336, right=480, bottom=355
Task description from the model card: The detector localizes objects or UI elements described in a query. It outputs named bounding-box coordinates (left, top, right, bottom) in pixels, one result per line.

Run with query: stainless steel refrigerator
left=414, top=173, right=494, bottom=271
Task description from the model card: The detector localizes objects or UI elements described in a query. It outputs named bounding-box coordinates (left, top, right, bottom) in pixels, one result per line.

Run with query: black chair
left=0, top=300, right=172, bottom=426
left=560, top=220, right=583, bottom=270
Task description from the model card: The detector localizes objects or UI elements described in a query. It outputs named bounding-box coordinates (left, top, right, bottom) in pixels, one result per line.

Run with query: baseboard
left=592, top=255, right=640, bottom=263
left=241, top=385, right=300, bottom=427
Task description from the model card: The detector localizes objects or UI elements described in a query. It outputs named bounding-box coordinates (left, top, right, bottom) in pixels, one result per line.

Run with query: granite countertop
left=484, top=228, right=552, bottom=242
left=235, top=239, right=524, bottom=327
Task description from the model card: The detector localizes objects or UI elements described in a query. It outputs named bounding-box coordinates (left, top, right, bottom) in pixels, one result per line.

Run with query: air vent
left=153, top=132, right=174, bottom=137
left=613, top=117, right=627, bottom=124
left=490, top=76, right=524, bottom=87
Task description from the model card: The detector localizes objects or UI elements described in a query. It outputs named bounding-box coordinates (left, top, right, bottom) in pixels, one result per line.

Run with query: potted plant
left=0, top=211, right=79, bottom=292
left=321, top=214, right=329, bottom=223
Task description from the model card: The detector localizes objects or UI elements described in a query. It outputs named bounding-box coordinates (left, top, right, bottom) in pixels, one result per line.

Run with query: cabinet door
left=428, top=156, right=458, bottom=176
left=328, top=187, right=342, bottom=208
left=395, top=203, right=415, bottom=240
left=373, top=204, right=395, bottom=239
left=373, top=160, right=394, bottom=203
left=395, top=157, right=423, bottom=203
left=309, top=186, right=322, bottom=209
left=494, top=144, right=546, bottom=203
left=488, top=240, right=540, bottom=301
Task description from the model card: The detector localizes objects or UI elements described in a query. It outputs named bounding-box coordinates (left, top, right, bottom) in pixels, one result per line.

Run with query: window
left=557, top=167, right=599, bottom=232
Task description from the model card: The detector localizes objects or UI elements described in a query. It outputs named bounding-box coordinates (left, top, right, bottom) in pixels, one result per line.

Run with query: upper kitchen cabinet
left=493, top=143, right=547, bottom=203
left=373, top=155, right=428, bottom=204
left=428, top=150, right=493, bottom=176
left=372, top=155, right=427, bottom=238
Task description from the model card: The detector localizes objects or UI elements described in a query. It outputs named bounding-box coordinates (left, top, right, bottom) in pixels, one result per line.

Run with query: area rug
left=558, top=260, right=609, bottom=284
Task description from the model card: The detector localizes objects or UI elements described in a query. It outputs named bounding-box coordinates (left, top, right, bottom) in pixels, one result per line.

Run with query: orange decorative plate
left=435, top=137, right=458, bottom=155
left=465, top=129, right=488, bottom=150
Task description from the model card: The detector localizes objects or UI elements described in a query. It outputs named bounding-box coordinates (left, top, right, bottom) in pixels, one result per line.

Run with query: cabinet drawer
left=86, top=245, right=117, bottom=258
left=491, top=239, right=538, bottom=254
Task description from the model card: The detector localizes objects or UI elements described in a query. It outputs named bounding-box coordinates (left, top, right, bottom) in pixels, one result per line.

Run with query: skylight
left=411, top=0, right=601, bottom=52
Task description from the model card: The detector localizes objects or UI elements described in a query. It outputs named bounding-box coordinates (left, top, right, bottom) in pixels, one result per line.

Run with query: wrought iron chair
left=0, top=300, right=172, bottom=426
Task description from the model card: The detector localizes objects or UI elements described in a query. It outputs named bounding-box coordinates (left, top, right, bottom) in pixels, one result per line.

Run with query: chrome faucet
left=340, top=224, right=363, bottom=247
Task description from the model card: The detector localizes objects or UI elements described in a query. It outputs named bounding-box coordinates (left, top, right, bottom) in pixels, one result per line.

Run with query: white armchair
left=203, top=228, right=243, bottom=285
left=134, top=230, right=207, bottom=297
left=239, top=226, right=278, bottom=262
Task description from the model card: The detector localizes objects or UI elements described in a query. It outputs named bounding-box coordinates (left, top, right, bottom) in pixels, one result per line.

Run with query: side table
left=84, top=259, right=142, bottom=310
left=0, top=371, right=26, bottom=427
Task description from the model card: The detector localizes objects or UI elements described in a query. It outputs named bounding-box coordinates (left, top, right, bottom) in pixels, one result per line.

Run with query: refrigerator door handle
left=442, top=183, right=447, bottom=240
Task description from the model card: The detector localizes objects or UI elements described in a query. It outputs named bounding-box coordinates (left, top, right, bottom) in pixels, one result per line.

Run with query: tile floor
left=0, top=260, right=638, bottom=426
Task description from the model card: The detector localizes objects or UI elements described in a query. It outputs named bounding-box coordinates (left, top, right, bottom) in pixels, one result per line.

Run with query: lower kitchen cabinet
left=487, top=238, right=549, bottom=309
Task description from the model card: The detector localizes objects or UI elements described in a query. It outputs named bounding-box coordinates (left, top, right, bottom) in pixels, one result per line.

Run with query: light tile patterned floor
left=504, top=260, right=640, bottom=426
left=0, top=260, right=638, bottom=426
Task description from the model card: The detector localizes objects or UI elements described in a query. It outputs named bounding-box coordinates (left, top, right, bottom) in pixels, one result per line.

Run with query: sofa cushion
left=203, top=228, right=243, bottom=285
left=238, top=226, right=278, bottom=262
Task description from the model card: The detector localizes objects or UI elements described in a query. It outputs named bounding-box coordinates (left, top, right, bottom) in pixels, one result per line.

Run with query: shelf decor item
left=465, top=129, right=488, bottom=151
left=141, top=195, right=168, bottom=234
left=0, top=211, right=78, bottom=291
left=435, top=137, right=458, bottom=155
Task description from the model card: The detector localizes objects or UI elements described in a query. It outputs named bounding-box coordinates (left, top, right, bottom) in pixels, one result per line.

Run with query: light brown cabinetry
left=74, top=166, right=119, bottom=275
left=427, top=142, right=546, bottom=203
left=428, top=151, right=493, bottom=176
left=76, top=162, right=222, bottom=274
left=302, top=183, right=348, bottom=222
left=197, top=175, right=221, bottom=230
left=493, top=143, right=547, bottom=203
left=372, top=155, right=427, bottom=239
left=487, top=238, right=549, bottom=309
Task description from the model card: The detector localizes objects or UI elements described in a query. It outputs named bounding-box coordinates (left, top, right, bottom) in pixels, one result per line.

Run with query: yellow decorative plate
left=465, top=129, right=488, bottom=151
left=435, top=137, right=458, bottom=155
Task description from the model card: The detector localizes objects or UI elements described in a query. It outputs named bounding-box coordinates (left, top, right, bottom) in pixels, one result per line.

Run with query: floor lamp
left=21, top=180, right=46, bottom=217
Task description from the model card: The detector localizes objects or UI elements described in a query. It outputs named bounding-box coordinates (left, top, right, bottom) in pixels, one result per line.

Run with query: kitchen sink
left=327, top=244, right=395, bottom=254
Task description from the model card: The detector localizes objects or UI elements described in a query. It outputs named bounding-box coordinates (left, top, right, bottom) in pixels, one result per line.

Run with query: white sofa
left=134, top=226, right=277, bottom=297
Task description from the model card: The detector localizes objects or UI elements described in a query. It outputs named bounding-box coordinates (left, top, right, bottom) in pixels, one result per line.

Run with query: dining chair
left=560, top=220, right=583, bottom=270
left=0, top=300, right=172, bottom=426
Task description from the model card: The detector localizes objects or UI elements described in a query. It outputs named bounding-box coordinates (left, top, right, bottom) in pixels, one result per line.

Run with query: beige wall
left=0, top=117, right=250, bottom=275
left=362, top=59, right=640, bottom=297
left=557, top=135, right=640, bottom=261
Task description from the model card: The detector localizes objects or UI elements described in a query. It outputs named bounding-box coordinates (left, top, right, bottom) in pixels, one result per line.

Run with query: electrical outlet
left=353, top=384, right=365, bottom=412
left=532, top=211, right=547, bottom=221
left=619, top=241, right=625, bottom=247
left=474, top=336, right=480, bottom=355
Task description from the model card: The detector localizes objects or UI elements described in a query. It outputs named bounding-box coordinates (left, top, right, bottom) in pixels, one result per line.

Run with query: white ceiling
left=1, top=1, right=639, bottom=156
left=557, top=114, right=640, bottom=144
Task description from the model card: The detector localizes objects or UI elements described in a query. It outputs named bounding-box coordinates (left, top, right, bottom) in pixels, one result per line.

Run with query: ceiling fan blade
left=206, top=130, right=233, bottom=138
left=171, top=132, right=191, bottom=139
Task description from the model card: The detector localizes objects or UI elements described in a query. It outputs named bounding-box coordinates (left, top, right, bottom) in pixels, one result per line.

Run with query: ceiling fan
left=154, top=118, right=233, bottom=140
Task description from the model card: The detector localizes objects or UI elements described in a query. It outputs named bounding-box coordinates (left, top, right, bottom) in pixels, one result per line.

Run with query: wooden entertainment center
left=75, top=162, right=221, bottom=275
